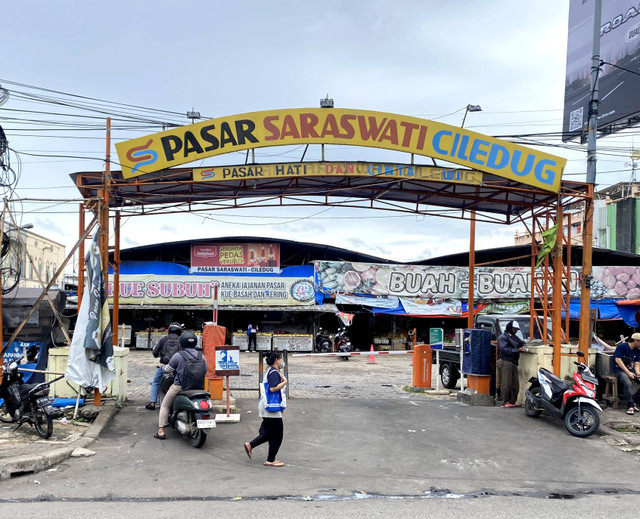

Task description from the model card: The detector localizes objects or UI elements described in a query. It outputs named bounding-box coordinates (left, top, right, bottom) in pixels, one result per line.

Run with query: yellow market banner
left=108, top=275, right=316, bottom=306
left=192, top=162, right=483, bottom=185
left=115, top=108, right=565, bottom=192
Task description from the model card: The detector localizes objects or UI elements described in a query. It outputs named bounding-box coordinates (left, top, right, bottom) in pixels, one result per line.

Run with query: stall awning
left=563, top=298, right=622, bottom=320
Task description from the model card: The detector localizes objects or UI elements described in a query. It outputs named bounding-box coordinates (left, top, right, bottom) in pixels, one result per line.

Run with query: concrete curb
left=0, top=400, right=118, bottom=480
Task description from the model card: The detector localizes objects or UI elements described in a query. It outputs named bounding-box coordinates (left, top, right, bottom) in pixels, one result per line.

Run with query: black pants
left=250, top=417, right=283, bottom=462
left=248, top=334, right=257, bottom=351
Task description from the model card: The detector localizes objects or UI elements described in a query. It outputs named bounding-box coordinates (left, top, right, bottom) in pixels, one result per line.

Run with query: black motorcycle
left=334, top=326, right=352, bottom=361
left=0, top=358, right=64, bottom=439
left=315, top=328, right=333, bottom=353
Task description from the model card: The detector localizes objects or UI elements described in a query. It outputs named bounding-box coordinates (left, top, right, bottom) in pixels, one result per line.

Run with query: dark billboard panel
left=563, top=1, right=640, bottom=141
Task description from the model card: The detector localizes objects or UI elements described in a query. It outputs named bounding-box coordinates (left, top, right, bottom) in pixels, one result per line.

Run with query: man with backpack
left=145, top=323, right=183, bottom=410
left=155, top=331, right=208, bottom=440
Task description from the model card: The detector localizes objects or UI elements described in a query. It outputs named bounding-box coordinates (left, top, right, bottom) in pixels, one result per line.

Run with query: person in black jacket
left=497, top=321, right=527, bottom=408
left=145, top=323, right=182, bottom=410
left=155, top=331, right=207, bottom=440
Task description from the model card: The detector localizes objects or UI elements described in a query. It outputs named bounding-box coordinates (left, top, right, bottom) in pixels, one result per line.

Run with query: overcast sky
left=1, top=1, right=634, bottom=267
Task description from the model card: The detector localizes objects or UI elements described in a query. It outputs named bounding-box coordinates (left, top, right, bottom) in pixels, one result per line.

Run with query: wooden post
left=578, top=184, right=594, bottom=358
left=95, top=117, right=112, bottom=408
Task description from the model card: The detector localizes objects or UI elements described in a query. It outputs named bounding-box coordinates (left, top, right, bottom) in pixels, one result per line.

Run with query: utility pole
left=579, top=0, right=601, bottom=358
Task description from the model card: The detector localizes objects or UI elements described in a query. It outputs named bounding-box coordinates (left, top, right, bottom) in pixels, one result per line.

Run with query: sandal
left=634, top=405, right=640, bottom=413
left=627, top=408, right=635, bottom=415
left=264, top=461, right=284, bottom=467
left=153, top=432, right=166, bottom=440
left=145, top=404, right=156, bottom=410
left=244, top=443, right=252, bottom=460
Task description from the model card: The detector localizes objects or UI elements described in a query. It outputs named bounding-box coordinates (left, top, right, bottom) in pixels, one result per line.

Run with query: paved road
left=2, top=348, right=640, bottom=516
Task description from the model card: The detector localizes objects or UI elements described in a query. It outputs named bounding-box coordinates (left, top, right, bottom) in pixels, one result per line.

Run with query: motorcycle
left=0, top=358, right=65, bottom=439
left=524, top=351, right=601, bottom=438
left=159, top=373, right=215, bottom=448
left=315, top=328, right=333, bottom=353
left=334, top=326, right=352, bottom=361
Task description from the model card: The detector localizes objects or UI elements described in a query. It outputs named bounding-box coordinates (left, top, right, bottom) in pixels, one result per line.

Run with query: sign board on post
left=430, top=328, right=444, bottom=391
left=429, top=328, right=444, bottom=350
left=214, top=345, right=240, bottom=423
left=214, top=345, right=240, bottom=376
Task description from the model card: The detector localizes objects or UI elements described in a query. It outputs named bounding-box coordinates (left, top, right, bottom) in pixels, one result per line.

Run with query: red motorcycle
left=524, top=351, right=601, bottom=437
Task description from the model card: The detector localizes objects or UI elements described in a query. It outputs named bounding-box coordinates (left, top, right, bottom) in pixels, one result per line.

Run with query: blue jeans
left=150, top=367, right=163, bottom=403
left=615, top=371, right=640, bottom=408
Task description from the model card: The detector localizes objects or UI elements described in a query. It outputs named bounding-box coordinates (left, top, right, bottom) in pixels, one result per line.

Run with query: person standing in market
left=497, top=321, right=527, bottom=408
left=244, top=352, right=287, bottom=467
left=613, top=333, right=640, bottom=415
left=145, top=322, right=182, bottom=410
left=247, top=323, right=258, bottom=352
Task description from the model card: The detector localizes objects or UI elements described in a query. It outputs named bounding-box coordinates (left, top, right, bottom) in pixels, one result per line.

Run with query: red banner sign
left=191, top=243, right=280, bottom=273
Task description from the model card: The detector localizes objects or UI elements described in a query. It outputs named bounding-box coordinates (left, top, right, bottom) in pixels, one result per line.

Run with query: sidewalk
left=1, top=348, right=639, bottom=479
left=0, top=400, right=116, bottom=480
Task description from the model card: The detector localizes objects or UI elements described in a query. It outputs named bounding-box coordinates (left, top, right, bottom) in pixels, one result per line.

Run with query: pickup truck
left=436, top=314, right=548, bottom=389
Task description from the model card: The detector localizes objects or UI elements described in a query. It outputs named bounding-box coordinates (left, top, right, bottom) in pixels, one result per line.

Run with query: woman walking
left=244, top=352, right=287, bottom=467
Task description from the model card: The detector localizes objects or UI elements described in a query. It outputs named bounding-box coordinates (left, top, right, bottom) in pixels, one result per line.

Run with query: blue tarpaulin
left=111, top=261, right=313, bottom=278
left=563, top=298, right=622, bottom=320
left=616, top=302, right=640, bottom=327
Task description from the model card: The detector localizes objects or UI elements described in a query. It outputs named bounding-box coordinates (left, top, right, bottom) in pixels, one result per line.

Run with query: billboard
left=115, top=108, right=566, bottom=192
left=563, top=1, right=640, bottom=141
left=316, top=261, right=640, bottom=301
left=191, top=243, right=280, bottom=273
left=109, top=274, right=315, bottom=306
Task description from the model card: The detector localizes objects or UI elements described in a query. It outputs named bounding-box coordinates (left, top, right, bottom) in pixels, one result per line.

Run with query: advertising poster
left=315, top=261, right=583, bottom=300
left=191, top=243, right=280, bottom=273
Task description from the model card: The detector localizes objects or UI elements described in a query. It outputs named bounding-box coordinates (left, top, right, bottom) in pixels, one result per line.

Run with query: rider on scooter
left=155, top=331, right=207, bottom=440
left=146, top=322, right=183, bottom=410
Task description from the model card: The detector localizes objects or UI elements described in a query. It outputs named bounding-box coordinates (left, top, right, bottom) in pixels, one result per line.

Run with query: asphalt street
left=2, top=350, right=640, bottom=516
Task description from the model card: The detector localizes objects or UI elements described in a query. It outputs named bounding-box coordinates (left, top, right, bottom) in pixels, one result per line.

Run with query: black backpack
left=179, top=350, right=207, bottom=390
left=163, top=334, right=182, bottom=361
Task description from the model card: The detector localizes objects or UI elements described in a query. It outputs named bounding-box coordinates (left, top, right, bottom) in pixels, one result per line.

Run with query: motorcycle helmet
left=168, top=322, right=183, bottom=336
left=180, top=331, right=199, bottom=349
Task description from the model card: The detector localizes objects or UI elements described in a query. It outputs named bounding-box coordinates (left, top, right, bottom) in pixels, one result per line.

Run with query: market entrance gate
left=71, top=107, right=593, bottom=377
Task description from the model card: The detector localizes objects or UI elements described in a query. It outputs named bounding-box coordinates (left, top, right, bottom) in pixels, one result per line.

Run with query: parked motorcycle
left=315, top=328, right=333, bottom=353
left=0, top=358, right=64, bottom=439
left=334, top=326, right=352, bottom=361
left=524, top=351, right=601, bottom=437
left=159, top=373, right=215, bottom=448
